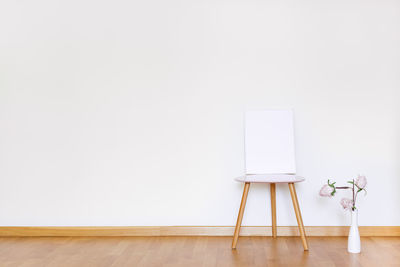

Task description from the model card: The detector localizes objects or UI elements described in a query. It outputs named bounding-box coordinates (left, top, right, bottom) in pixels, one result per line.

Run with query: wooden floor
left=0, top=236, right=399, bottom=267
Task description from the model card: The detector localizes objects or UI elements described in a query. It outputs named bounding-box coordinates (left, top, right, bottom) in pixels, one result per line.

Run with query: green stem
left=352, top=179, right=355, bottom=210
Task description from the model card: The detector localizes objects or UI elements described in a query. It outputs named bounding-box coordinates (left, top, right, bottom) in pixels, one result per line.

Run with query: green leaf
left=357, top=188, right=362, bottom=193
left=327, top=179, right=337, bottom=196
left=353, top=183, right=362, bottom=190
left=347, top=181, right=354, bottom=184
left=331, top=187, right=337, bottom=196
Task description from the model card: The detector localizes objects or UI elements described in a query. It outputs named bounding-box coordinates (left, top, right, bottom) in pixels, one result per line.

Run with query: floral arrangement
left=319, top=175, right=367, bottom=211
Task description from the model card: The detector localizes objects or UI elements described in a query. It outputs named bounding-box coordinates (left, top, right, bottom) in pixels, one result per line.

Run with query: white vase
left=348, top=209, right=361, bottom=253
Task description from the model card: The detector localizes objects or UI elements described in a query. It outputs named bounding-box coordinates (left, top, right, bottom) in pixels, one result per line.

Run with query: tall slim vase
left=348, top=209, right=361, bottom=253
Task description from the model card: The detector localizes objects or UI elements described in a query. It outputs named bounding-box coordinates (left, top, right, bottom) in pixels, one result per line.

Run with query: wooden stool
left=232, top=175, right=308, bottom=250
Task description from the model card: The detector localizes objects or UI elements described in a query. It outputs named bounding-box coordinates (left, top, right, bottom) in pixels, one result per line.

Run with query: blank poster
left=245, top=110, right=296, bottom=174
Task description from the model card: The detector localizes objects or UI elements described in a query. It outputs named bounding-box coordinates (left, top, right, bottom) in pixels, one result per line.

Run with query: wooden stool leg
left=232, top=182, right=250, bottom=249
left=270, top=183, right=277, bottom=238
left=288, top=183, right=309, bottom=251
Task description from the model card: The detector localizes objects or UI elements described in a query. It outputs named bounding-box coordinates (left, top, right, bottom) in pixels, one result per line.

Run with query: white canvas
left=245, top=110, right=296, bottom=174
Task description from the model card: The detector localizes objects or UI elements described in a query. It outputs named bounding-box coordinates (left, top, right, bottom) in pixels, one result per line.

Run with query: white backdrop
left=1, top=0, right=399, bottom=226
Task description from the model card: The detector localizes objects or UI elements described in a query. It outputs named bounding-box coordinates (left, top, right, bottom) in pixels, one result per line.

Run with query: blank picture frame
left=245, top=109, right=297, bottom=174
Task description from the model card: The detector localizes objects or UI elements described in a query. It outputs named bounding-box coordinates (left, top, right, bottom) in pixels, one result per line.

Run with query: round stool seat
left=235, top=174, right=305, bottom=183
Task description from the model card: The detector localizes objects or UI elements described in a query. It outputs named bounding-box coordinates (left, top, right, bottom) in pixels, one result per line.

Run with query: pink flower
left=340, top=198, right=354, bottom=210
left=319, top=184, right=334, bottom=197
left=355, top=175, right=367, bottom=189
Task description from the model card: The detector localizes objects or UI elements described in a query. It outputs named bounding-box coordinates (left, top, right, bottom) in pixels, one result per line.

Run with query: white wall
left=1, top=0, right=399, bottom=227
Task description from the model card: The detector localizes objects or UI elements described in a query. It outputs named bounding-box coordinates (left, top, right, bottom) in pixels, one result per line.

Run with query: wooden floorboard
left=0, top=236, right=399, bottom=266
